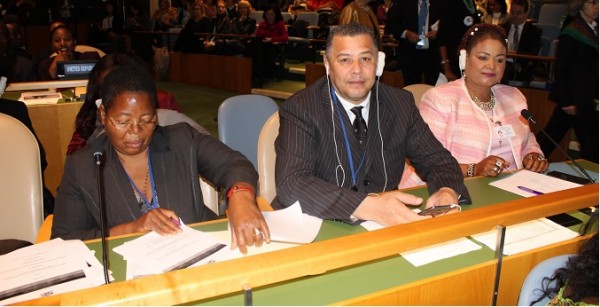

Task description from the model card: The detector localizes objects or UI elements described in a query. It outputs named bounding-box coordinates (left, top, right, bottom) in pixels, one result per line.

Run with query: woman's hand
left=443, top=65, right=458, bottom=81
left=111, top=208, right=181, bottom=237
left=227, top=186, right=271, bottom=254
left=475, top=155, right=508, bottom=177
left=522, top=152, right=549, bottom=173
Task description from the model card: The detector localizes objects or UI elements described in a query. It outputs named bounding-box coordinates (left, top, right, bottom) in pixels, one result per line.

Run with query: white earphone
left=376, top=51, right=385, bottom=77
left=459, top=49, right=467, bottom=72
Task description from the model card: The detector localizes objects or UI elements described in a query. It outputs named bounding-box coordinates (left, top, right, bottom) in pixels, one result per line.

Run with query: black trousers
left=537, top=104, right=599, bottom=163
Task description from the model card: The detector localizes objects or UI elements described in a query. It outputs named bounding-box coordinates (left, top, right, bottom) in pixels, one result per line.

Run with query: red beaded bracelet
left=226, top=186, right=254, bottom=199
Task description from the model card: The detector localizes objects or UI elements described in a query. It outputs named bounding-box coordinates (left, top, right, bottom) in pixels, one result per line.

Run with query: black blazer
left=503, top=21, right=542, bottom=56
left=272, top=77, right=470, bottom=222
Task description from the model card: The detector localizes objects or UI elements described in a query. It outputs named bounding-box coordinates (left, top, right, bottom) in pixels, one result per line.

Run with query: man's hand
left=423, top=187, right=460, bottom=214
left=352, top=190, right=427, bottom=226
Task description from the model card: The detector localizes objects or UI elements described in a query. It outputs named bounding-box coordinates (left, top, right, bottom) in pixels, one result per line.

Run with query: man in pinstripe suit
left=272, top=24, right=470, bottom=226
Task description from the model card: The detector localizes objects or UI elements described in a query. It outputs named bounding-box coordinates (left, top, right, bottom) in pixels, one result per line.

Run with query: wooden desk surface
left=18, top=162, right=598, bottom=305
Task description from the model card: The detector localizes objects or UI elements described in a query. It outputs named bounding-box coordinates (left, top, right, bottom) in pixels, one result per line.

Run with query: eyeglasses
left=108, top=116, right=157, bottom=132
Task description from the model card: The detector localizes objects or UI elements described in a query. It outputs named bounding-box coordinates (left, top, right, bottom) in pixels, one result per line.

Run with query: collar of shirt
left=336, top=92, right=372, bottom=125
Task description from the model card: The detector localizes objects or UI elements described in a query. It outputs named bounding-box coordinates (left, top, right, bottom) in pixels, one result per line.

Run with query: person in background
left=307, top=0, right=342, bottom=11
left=481, top=0, right=509, bottom=26
left=224, top=0, right=238, bottom=19
left=339, top=0, right=380, bottom=47
left=89, top=0, right=125, bottom=52
left=152, top=0, right=179, bottom=31
left=67, top=53, right=188, bottom=155
left=536, top=0, right=598, bottom=163
left=225, top=0, right=256, bottom=55
left=0, top=20, right=35, bottom=82
left=36, top=25, right=101, bottom=81
left=52, top=64, right=270, bottom=254
left=533, top=211, right=598, bottom=305
left=501, top=0, right=542, bottom=84
left=251, top=5, right=288, bottom=87
left=400, top=24, right=547, bottom=188
left=174, top=1, right=213, bottom=53
left=375, top=0, right=392, bottom=25
left=386, top=0, right=441, bottom=86
left=273, top=23, right=470, bottom=226
left=437, top=0, right=481, bottom=81
left=3, top=16, right=32, bottom=60
left=34, top=20, right=66, bottom=65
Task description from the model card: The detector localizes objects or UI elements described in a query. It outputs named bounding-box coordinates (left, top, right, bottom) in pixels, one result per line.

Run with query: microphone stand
left=94, top=152, right=111, bottom=284
left=522, top=110, right=595, bottom=184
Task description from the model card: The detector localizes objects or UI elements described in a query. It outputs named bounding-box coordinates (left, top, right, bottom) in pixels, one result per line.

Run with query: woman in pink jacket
left=400, top=23, right=548, bottom=188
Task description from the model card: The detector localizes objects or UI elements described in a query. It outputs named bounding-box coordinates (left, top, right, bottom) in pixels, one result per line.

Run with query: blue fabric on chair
left=218, top=94, right=279, bottom=170
left=518, top=254, right=573, bottom=306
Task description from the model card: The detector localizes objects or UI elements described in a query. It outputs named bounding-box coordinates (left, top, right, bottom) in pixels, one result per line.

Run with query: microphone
left=93, top=143, right=110, bottom=284
left=521, top=109, right=594, bottom=184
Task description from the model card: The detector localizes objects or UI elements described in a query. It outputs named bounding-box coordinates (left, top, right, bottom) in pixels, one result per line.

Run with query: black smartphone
left=418, top=205, right=457, bottom=217
left=547, top=213, right=582, bottom=227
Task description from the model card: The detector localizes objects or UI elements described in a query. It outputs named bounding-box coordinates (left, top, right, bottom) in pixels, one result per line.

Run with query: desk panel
left=27, top=102, right=82, bottom=195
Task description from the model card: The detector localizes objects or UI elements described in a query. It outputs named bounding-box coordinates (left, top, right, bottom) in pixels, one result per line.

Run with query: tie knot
left=351, top=106, right=364, bottom=119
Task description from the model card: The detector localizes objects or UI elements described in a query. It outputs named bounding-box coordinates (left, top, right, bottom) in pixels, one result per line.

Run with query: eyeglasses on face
left=108, top=116, right=158, bottom=132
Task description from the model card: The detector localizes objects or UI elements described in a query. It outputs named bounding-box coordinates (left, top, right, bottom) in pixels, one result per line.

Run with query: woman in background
left=400, top=24, right=547, bottom=188
left=251, top=5, right=288, bottom=87
left=482, top=0, right=509, bottom=25
left=37, top=25, right=101, bottom=80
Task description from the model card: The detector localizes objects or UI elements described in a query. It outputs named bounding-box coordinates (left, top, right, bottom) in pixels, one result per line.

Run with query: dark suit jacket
left=52, top=123, right=258, bottom=240
left=502, top=21, right=542, bottom=82
left=385, top=0, right=441, bottom=84
left=272, top=77, right=470, bottom=222
left=437, top=0, right=480, bottom=76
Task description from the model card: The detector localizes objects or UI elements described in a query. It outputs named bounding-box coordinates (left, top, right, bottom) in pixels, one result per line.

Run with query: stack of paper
left=113, top=225, right=228, bottom=279
left=18, top=91, right=61, bottom=105
left=0, top=238, right=111, bottom=305
left=114, top=202, right=324, bottom=280
left=490, top=169, right=582, bottom=197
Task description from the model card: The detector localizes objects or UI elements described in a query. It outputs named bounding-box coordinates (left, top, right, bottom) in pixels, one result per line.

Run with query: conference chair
left=250, top=10, right=264, bottom=26
left=536, top=3, right=569, bottom=25
left=517, top=254, right=573, bottom=306
left=218, top=94, right=279, bottom=170
left=0, top=113, right=44, bottom=243
left=257, top=112, right=279, bottom=203
left=403, top=83, right=433, bottom=106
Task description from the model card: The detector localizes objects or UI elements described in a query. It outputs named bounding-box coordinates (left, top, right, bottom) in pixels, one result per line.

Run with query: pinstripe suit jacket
left=272, top=77, right=470, bottom=222
left=52, top=123, right=257, bottom=240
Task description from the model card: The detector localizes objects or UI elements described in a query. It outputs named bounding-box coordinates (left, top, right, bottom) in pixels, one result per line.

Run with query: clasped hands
left=353, top=187, right=460, bottom=227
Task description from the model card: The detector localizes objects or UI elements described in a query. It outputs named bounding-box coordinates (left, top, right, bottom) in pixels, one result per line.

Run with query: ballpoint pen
left=517, top=186, right=544, bottom=195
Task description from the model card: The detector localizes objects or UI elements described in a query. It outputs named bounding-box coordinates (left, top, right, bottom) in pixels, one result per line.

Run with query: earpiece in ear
left=459, top=49, right=467, bottom=72
left=376, top=51, right=386, bottom=77
left=325, top=63, right=330, bottom=76
left=323, top=55, right=330, bottom=75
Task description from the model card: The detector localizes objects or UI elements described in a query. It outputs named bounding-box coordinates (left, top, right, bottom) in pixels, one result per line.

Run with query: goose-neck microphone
left=520, top=109, right=594, bottom=184
left=93, top=143, right=110, bottom=284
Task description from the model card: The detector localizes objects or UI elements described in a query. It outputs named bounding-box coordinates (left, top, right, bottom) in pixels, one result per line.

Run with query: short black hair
left=511, top=0, right=530, bottom=13
left=100, top=65, right=158, bottom=111
left=325, top=23, right=378, bottom=57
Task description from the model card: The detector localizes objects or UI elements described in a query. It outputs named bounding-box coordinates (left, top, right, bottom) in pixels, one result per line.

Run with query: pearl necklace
left=470, top=91, right=496, bottom=111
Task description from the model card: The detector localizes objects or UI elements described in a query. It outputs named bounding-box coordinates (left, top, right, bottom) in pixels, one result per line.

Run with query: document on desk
left=18, top=91, right=61, bottom=105
left=470, top=218, right=579, bottom=256
left=0, top=238, right=109, bottom=305
left=260, top=201, right=322, bottom=244
left=113, top=225, right=227, bottom=275
left=490, top=169, right=582, bottom=197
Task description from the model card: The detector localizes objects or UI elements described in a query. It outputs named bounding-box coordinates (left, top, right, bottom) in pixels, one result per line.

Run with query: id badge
left=494, top=124, right=515, bottom=140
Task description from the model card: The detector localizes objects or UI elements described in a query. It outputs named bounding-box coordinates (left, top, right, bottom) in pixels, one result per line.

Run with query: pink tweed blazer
left=400, top=78, right=543, bottom=188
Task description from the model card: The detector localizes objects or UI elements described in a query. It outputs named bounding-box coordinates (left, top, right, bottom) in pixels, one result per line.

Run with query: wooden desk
left=18, top=161, right=598, bottom=305
left=27, top=102, right=82, bottom=195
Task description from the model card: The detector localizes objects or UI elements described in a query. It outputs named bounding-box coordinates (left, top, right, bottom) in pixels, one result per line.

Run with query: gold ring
left=495, top=160, right=503, bottom=168
left=537, top=156, right=546, bottom=161
left=493, top=166, right=499, bottom=173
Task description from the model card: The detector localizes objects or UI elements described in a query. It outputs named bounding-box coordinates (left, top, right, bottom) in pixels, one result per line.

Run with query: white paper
left=490, top=170, right=582, bottom=197
left=19, top=91, right=61, bottom=105
left=471, top=218, right=580, bottom=255
left=259, top=201, right=322, bottom=244
left=0, top=238, right=109, bottom=305
left=401, top=237, right=482, bottom=267
left=113, top=225, right=227, bottom=274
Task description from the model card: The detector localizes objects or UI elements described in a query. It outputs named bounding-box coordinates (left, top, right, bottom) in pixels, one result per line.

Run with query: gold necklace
left=469, top=91, right=495, bottom=111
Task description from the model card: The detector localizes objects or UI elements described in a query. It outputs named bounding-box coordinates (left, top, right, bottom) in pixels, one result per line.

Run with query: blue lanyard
left=125, top=151, right=159, bottom=213
left=330, top=87, right=367, bottom=190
